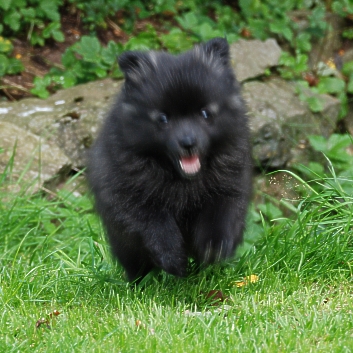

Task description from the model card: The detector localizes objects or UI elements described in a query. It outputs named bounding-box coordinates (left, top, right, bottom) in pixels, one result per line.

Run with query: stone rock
left=0, top=121, right=71, bottom=191
left=230, top=39, right=282, bottom=82
left=243, top=78, right=341, bottom=168
left=0, top=78, right=122, bottom=167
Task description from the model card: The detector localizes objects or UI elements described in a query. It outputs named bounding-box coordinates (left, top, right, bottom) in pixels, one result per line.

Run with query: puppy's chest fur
left=113, top=152, right=239, bottom=214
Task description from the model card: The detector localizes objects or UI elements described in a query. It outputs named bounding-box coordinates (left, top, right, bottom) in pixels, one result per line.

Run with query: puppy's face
left=117, top=38, right=243, bottom=178
left=147, top=104, right=217, bottom=179
left=119, top=87, right=215, bottom=178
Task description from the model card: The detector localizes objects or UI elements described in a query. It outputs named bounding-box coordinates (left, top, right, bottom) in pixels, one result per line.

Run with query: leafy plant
left=305, top=75, right=348, bottom=118
left=295, top=81, right=325, bottom=112
left=332, top=0, right=353, bottom=17
left=160, top=28, right=195, bottom=53
left=31, top=36, right=123, bottom=98
left=0, top=0, right=64, bottom=46
left=278, top=51, right=309, bottom=80
left=0, top=0, right=350, bottom=113
left=176, top=12, right=225, bottom=42
left=124, top=24, right=160, bottom=51
left=309, top=134, right=352, bottom=168
left=0, top=36, right=23, bottom=77
left=294, top=133, right=353, bottom=194
left=68, top=0, right=128, bottom=30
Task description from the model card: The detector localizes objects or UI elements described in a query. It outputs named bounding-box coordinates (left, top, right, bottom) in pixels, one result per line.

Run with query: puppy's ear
left=202, top=37, right=229, bottom=65
left=118, top=51, right=157, bottom=82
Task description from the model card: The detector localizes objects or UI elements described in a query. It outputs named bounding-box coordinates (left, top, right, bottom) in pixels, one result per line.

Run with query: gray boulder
left=0, top=79, right=122, bottom=167
left=0, top=121, right=71, bottom=190
left=230, top=39, right=282, bottom=82
left=244, top=78, right=340, bottom=168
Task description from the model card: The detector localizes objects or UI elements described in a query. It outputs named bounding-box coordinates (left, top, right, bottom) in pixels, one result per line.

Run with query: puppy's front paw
left=194, top=239, right=234, bottom=264
left=153, top=250, right=188, bottom=277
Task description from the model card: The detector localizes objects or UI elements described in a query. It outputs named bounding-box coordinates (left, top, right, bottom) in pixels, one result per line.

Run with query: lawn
left=1, top=168, right=353, bottom=352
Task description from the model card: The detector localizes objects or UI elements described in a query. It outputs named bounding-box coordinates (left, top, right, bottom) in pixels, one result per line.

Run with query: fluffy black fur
left=87, top=38, right=252, bottom=282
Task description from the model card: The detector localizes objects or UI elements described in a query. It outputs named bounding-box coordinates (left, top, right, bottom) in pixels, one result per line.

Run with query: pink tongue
left=180, top=155, right=201, bottom=175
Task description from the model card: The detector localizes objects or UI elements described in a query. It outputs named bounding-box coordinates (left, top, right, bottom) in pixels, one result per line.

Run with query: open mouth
left=179, top=154, right=201, bottom=177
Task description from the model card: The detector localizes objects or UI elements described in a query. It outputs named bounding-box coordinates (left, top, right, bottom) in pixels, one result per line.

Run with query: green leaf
left=342, top=61, right=353, bottom=76
left=282, top=27, right=293, bottom=42
left=342, top=28, right=353, bottom=39
left=101, top=41, right=122, bottom=66
left=196, top=23, right=215, bottom=41
left=306, top=96, right=324, bottom=113
left=295, top=53, right=309, bottom=72
left=42, top=22, right=64, bottom=42
left=279, top=52, right=309, bottom=79
left=111, top=65, right=123, bottom=79
left=61, top=49, right=77, bottom=68
left=30, top=76, right=52, bottom=99
left=0, top=0, right=12, bottom=11
left=124, top=28, right=160, bottom=51
left=279, top=51, right=295, bottom=66
left=42, top=22, right=59, bottom=37
left=52, top=29, right=64, bottom=42
left=247, top=18, right=268, bottom=40
left=239, top=0, right=262, bottom=17
left=0, top=37, right=13, bottom=53
left=68, top=61, right=84, bottom=79
left=327, top=134, right=352, bottom=152
left=270, top=21, right=293, bottom=42
left=12, top=0, right=26, bottom=6
left=317, top=77, right=345, bottom=94
left=308, top=135, right=327, bottom=152
left=7, top=58, right=24, bottom=74
left=0, top=54, right=9, bottom=76
left=257, top=203, right=283, bottom=221
left=160, top=28, right=195, bottom=54
left=176, top=12, right=199, bottom=30
left=74, top=36, right=101, bottom=63
left=295, top=32, right=311, bottom=52
left=4, top=10, right=21, bottom=31
left=20, top=7, right=36, bottom=20
left=308, top=6, right=327, bottom=37
left=61, top=72, right=76, bottom=88
left=40, top=0, right=60, bottom=22
left=50, top=71, right=76, bottom=88
left=307, top=162, right=325, bottom=176
left=94, top=66, right=108, bottom=78
left=30, top=32, right=45, bottom=46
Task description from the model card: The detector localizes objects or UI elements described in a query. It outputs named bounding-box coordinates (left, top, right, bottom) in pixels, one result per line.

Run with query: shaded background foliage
left=0, top=0, right=352, bottom=103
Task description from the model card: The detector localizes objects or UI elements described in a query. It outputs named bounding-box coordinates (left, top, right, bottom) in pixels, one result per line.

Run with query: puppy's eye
left=201, top=109, right=211, bottom=120
left=157, top=113, right=168, bottom=124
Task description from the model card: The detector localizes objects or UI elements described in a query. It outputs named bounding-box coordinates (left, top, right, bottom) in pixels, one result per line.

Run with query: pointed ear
left=118, top=51, right=156, bottom=82
left=201, top=37, right=230, bottom=65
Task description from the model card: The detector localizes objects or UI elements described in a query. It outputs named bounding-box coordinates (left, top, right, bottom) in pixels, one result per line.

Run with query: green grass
left=1, top=166, right=353, bottom=352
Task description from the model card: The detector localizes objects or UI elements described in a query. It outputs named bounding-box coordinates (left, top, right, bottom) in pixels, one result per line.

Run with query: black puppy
left=88, top=38, right=252, bottom=282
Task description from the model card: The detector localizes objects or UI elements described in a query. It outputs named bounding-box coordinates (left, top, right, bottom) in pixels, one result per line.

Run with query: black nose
left=179, top=135, right=196, bottom=149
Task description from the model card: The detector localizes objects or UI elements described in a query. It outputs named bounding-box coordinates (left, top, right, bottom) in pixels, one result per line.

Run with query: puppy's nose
left=179, top=135, right=196, bottom=149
